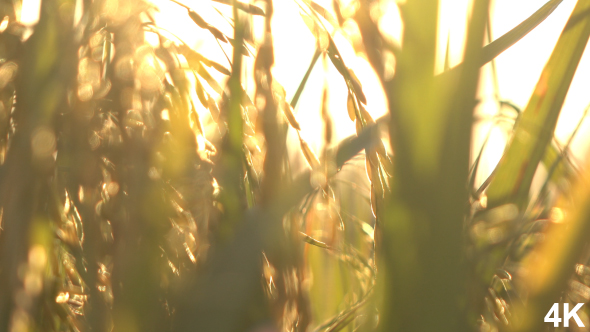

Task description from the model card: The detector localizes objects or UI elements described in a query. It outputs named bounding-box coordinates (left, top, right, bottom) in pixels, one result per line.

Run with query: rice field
left=0, top=0, right=589, bottom=331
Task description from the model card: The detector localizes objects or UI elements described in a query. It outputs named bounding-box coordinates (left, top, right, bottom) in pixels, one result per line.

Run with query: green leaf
left=486, top=0, right=590, bottom=208
left=290, top=47, right=321, bottom=108
left=480, top=0, right=563, bottom=66
left=437, top=0, right=565, bottom=84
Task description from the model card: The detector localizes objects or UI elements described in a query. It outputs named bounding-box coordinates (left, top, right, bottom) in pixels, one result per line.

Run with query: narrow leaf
left=290, top=47, right=321, bottom=108
left=480, top=0, right=563, bottom=66
left=486, top=0, right=590, bottom=207
left=299, top=135, right=320, bottom=169
left=437, top=0, right=565, bottom=83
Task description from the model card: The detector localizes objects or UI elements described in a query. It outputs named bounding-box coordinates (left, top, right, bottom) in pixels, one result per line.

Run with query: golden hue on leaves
left=0, top=0, right=588, bottom=332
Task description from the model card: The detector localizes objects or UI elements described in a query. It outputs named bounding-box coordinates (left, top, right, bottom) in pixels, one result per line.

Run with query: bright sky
left=475, top=0, right=590, bottom=185
left=18, top=0, right=590, bottom=184
left=268, top=0, right=590, bottom=184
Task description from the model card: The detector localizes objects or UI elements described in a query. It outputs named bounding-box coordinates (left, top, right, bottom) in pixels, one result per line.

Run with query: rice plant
left=0, top=0, right=589, bottom=331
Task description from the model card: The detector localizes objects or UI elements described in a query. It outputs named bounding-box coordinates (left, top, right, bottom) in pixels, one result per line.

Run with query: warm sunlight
left=18, top=0, right=590, bottom=175
left=145, top=0, right=590, bottom=180
left=6, top=0, right=590, bottom=331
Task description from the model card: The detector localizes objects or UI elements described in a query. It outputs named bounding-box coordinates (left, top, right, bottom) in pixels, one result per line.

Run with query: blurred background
left=147, top=0, right=590, bottom=187
left=1, top=0, right=590, bottom=331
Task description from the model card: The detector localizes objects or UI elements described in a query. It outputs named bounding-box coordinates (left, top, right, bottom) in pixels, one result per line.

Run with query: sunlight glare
left=20, top=0, right=41, bottom=26
left=151, top=0, right=590, bottom=173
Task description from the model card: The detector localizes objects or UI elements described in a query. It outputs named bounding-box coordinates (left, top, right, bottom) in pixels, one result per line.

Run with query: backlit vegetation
left=0, top=0, right=589, bottom=332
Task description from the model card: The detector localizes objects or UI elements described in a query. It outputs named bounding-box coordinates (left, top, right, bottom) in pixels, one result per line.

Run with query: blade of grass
left=485, top=0, right=590, bottom=208
left=480, top=0, right=563, bottom=66
left=535, top=103, right=589, bottom=205
left=542, top=143, right=577, bottom=184
left=437, top=0, right=564, bottom=88
left=290, top=46, right=321, bottom=108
